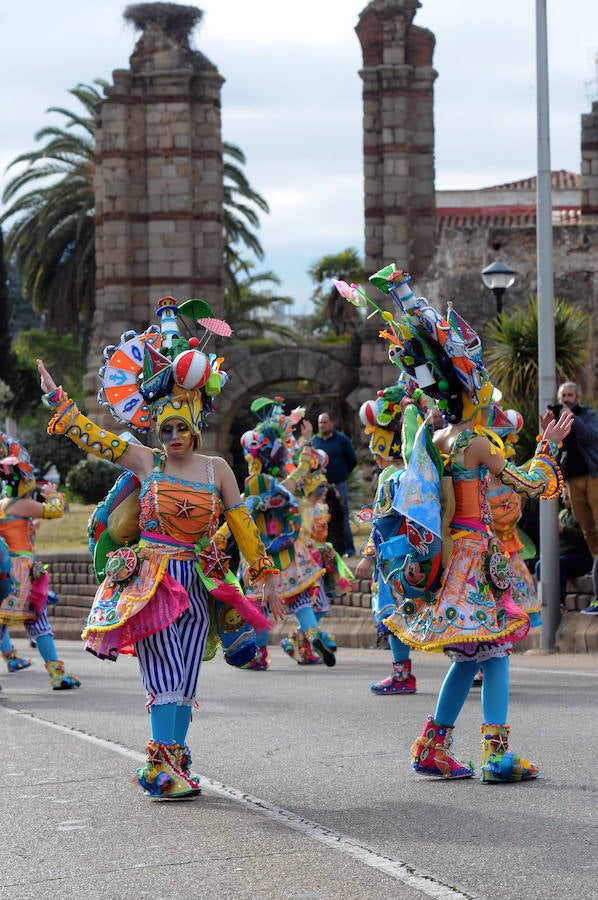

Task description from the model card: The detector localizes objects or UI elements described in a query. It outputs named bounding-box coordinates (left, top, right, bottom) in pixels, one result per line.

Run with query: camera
left=548, top=404, right=562, bottom=419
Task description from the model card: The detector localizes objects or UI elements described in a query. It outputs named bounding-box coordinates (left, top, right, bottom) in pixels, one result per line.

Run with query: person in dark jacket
left=535, top=483, right=592, bottom=610
left=301, top=412, right=357, bottom=555
left=551, top=382, right=598, bottom=613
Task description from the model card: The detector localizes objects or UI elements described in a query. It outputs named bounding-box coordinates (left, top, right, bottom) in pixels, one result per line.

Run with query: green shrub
left=65, top=457, right=119, bottom=504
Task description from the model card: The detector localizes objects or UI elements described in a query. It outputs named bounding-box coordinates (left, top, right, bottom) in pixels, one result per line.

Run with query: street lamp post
left=481, top=260, right=517, bottom=314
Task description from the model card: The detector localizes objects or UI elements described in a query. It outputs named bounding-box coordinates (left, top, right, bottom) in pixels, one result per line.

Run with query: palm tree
left=1, top=82, right=103, bottom=350
left=484, top=295, right=590, bottom=460
left=485, top=296, right=589, bottom=397
left=225, top=262, right=299, bottom=343
left=2, top=85, right=275, bottom=353
left=222, top=141, right=270, bottom=300
left=307, top=248, right=364, bottom=337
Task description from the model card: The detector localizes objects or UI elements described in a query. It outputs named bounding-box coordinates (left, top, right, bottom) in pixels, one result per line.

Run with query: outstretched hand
left=262, top=573, right=285, bottom=621
left=300, top=419, right=314, bottom=440
left=543, top=408, right=574, bottom=444
left=37, top=359, right=57, bottom=394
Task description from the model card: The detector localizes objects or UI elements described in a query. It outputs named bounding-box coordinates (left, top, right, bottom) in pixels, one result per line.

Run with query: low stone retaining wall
left=7, top=552, right=598, bottom=654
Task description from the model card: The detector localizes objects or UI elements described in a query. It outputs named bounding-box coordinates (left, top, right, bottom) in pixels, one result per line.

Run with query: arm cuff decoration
left=43, top=389, right=129, bottom=465
left=287, top=445, right=318, bottom=485
left=224, top=504, right=279, bottom=583
left=41, top=494, right=65, bottom=519
left=535, top=438, right=561, bottom=458
left=498, top=453, right=564, bottom=501
left=361, top=537, right=376, bottom=558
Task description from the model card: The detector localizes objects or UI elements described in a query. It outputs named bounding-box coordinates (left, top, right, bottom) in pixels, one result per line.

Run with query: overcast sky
left=1, top=0, right=596, bottom=313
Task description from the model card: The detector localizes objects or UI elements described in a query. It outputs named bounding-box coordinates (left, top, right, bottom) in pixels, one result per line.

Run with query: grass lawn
left=34, top=504, right=371, bottom=553
left=35, top=504, right=94, bottom=552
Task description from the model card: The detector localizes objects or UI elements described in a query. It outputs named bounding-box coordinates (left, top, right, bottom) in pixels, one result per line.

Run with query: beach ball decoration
left=172, top=349, right=211, bottom=391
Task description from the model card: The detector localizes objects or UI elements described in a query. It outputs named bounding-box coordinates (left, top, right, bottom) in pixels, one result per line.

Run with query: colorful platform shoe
left=44, top=660, right=81, bottom=690
left=480, top=724, right=540, bottom=783
left=411, top=716, right=474, bottom=779
left=281, top=629, right=321, bottom=665
left=173, top=744, right=201, bottom=793
left=241, top=646, right=270, bottom=670
left=319, top=630, right=337, bottom=652
left=136, top=740, right=201, bottom=799
left=305, top=625, right=336, bottom=667
left=3, top=647, right=33, bottom=673
left=370, top=659, right=416, bottom=695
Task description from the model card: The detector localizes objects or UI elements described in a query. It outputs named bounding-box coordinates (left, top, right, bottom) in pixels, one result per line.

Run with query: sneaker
left=580, top=604, right=598, bottom=614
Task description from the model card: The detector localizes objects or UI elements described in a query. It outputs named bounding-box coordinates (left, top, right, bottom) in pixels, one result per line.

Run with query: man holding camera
left=552, top=382, right=598, bottom=613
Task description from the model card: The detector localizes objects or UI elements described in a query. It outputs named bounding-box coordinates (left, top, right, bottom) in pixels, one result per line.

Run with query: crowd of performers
left=0, top=264, right=574, bottom=797
left=0, top=432, right=80, bottom=691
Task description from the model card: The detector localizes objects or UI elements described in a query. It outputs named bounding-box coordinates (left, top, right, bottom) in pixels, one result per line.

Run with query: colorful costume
left=0, top=433, right=78, bottom=690
left=336, top=264, right=565, bottom=783
left=281, top=447, right=355, bottom=665
left=227, top=397, right=338, bottom=668
left=42, top=297, right=277, bottom=799
left=485, top=406, right=540, bottom=628
left=357, top=385, right=418, bottom=694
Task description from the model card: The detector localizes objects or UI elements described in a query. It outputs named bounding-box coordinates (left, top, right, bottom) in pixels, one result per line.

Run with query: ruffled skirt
left=384, top=533, right=530, bottom=652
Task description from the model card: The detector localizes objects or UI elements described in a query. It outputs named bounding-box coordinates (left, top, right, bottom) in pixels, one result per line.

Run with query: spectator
left=535, top=484, right=593, bottom=611
left=301, top=412, right=357, bottom=556
left=550, top=382, right=598, bottom=614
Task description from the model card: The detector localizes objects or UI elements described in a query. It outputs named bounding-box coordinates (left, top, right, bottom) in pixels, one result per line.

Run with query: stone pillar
left=581, top=100, right=598, bottom=220
left=89, top=2, right=224, bottom=417
left=356, top=0, right=436, bottom=279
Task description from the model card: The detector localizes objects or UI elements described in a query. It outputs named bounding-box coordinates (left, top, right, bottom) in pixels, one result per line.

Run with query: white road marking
left=3, top=706, right=477, bottom=900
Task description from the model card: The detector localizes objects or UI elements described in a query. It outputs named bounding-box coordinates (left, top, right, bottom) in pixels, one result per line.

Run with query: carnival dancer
left=353, top=384, right=419, bottom=695
left=37, top=296, right=282, bottom=800
left=281, top=445, right=355, bottom=665
left=336, top=265, right=573, bottom=782
left=0, top=433, right=79, bottom=690
left=230, top=397, right=337, bottom=669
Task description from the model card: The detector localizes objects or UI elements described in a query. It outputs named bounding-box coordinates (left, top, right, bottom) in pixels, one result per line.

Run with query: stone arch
left=201, top=344, right=360, bottom=462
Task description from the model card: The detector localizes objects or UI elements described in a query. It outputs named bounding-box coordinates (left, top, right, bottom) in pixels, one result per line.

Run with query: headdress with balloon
left=241, top=397, right=305, bottom=478
left=97, top=297, right=231, bottom=440
left=359, top=383, right=413, bottom=460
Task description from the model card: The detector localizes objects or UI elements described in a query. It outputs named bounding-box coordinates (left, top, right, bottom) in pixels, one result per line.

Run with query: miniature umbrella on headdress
left=178, top=298, right=233, bottom=350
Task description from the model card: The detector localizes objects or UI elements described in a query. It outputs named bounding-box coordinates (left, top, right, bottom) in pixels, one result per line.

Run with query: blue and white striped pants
left=0, top=610, right=53, bottom=642
left=135, top=559, right=210, bottom=708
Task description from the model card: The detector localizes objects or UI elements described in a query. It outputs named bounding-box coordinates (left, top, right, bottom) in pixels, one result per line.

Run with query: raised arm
left=476, top=408, right=573, bottom=500
left=37, top=359, right=152, bottom=478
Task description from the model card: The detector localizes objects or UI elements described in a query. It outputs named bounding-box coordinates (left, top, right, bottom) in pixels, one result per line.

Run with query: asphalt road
left=1, top=641, right=597, bottom=900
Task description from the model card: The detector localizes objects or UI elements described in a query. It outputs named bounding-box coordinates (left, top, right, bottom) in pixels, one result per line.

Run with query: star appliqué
left=198, top=541, right=230, bottom=579
left=175, top=497, right=195, bottom=517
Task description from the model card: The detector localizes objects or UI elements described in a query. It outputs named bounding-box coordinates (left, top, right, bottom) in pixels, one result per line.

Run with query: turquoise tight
left=149, top=702, right=193, bottom=745
left=435, top=655, right=510, bottom=726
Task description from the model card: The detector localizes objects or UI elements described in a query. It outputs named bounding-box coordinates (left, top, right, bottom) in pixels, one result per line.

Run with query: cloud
left=1, top=0, right=595, bottom=311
